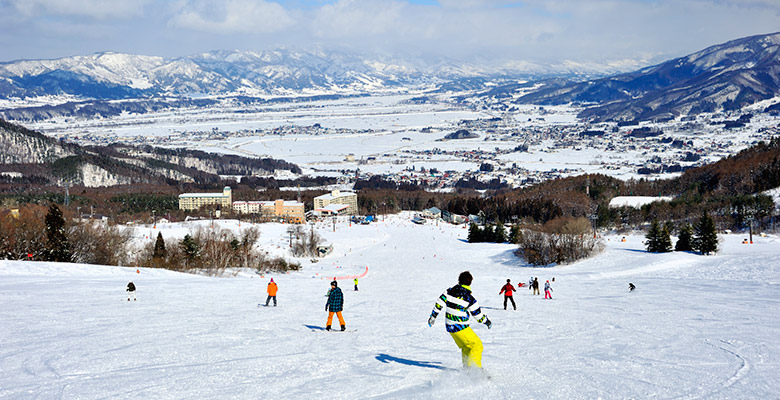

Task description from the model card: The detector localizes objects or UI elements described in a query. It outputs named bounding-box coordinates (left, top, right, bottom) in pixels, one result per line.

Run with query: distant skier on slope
left=629, top=282, right=636, bottom=292
left=428, top=271, right=492, bottom=369
left=126, top=281, right=136, bottom=301
left=532, top=277, right=540, bottom=295
left=499, top=279, right=517, bottom=310
left=265, top=278, right=278, bottom=307
left=325, top=280, right=346, bottom=331
left=544, top=280, right=553, bottom=299
left=354, top=277, right=359, bottom=291
left=528, top=277, right=533, bottom=291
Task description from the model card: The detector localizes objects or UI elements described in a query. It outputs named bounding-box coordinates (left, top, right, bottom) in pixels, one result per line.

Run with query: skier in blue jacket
left=325, top=280, right=346, bottom=331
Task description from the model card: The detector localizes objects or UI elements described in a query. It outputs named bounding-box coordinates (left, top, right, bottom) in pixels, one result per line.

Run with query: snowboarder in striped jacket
left=428, top=271, right=491, bottom=368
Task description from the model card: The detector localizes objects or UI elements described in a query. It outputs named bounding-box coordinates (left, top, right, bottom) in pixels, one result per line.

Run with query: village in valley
left=20, top=93, right=780, bottom=192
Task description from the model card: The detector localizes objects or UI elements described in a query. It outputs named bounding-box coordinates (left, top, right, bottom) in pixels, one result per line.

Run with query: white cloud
left=169, top=0, right=295, bottom=34
left=311, top=0, right=407, bottom=38
left=10, top=0, right=150, bottom=19
left=2, top=0, right=779, bottom=65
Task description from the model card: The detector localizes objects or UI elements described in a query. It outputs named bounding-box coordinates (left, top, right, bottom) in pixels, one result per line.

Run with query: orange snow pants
left=327, top=311, right=345, bottom=326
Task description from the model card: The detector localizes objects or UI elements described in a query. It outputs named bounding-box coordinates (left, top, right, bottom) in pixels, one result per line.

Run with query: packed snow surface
left=1, top=214, right=779, bottom=399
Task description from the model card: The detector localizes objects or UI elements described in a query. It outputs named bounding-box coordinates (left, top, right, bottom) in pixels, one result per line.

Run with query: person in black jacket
left=532, top=277, right=540, bottom=295
left=325, top=281, right=346, bottom=331
left=126, top=281, right=136, bottom=301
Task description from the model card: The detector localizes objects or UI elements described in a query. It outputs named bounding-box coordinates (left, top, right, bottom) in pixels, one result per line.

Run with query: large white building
left=313, top=190, right=358, bottom=215
left=232, top=199, right=305, bottom=224
left=179, top=186, right=232, bottom=211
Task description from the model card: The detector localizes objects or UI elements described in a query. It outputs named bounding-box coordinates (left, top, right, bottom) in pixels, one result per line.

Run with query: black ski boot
left=326, top=325, right=331, bottom=331
left=341, top=325, right=346, bottom=331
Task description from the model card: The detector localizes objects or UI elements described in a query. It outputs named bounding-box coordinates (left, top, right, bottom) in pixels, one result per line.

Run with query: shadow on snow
left=304, top=324, right=326, bottom=331
left=375, top=353, right=457, bottom=371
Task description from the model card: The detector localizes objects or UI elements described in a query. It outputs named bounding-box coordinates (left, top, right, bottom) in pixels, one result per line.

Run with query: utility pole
left=64, top=181, right=70, bottom=206
left=585, top=175, right=590, bottom=197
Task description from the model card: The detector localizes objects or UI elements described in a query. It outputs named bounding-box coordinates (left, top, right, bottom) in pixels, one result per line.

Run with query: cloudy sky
left=0, top=0, right=778, bottom=66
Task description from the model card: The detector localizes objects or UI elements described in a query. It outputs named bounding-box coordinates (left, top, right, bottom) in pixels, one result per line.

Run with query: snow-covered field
left=1, top=214, right=779, bottom=399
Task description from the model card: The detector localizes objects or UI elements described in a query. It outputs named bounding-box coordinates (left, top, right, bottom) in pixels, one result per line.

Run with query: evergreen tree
left=645, top=220, right=663, bottom=253
left=180, top=234, right=200, bottom=266
left=44, top=204, right=71, bottom=262
left=494, top=221, right=507, bottom=243
left=467, top=223, right=481, bottom=243
left=659, top=223, right=673, bottom=253
left=508, top=225, right=522, bottom=244
left=153, top=231, right=167, bottom=259
left=695, top=212, right=718, bottom=255
left=675, top=224, right=694, bottom=252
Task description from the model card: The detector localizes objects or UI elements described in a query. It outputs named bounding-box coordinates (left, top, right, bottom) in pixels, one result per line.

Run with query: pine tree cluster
left=645, top=212, right=718, bottom=255
left=467, top=222, right=507, bottom=243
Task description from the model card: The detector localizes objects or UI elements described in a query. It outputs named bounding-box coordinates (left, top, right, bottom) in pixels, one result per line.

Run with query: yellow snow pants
left=450, top=327, right=483, bottom=368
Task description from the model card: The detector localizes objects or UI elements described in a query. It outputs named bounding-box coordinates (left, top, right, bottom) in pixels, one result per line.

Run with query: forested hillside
left=0, top=119, right=301, bottom=187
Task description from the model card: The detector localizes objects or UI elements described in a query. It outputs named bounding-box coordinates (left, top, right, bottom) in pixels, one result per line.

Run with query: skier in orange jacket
left=265, top=278, right=278, bottom=306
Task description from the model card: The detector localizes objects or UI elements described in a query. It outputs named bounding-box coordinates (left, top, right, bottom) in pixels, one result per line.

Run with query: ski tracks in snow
left=675, top=339, right=751, bottom=400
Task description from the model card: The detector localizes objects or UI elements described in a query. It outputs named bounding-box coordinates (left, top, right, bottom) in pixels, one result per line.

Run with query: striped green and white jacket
left=430, top=284, right=487, bottom=333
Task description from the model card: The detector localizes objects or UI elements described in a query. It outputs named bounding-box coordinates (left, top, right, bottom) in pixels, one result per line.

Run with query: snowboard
left=308, top=326, right=356, bottom=332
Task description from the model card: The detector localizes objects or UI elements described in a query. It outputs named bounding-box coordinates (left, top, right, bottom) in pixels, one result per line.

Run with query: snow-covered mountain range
left=2, top=32, right=778, bottom=122
left=0, top=50, right=390, bottom=98
left=515, top=32, right=780, bottom=121
left=0, top=48, right=644, bottom=100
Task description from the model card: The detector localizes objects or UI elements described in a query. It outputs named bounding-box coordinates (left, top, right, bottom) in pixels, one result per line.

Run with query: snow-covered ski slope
left=1, top=214, right=779, bottom=399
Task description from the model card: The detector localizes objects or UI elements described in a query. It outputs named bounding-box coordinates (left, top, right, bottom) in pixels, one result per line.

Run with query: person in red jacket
left=499, top=279, right=516, bottom=310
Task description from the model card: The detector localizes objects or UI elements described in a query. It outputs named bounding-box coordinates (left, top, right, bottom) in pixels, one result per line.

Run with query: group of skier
left=498, top=277, right=554, bottom=309
left=123, top=271, right=545, bottom=372
left=265, top=276, right=358, bottom=331
left=526, top=276, right=554, bottom=299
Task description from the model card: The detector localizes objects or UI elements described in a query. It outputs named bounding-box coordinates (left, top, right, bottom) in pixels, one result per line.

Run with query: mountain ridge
left=0, top=48, right=645, bottom=100
left=515, top=32, right=780, bottom=121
